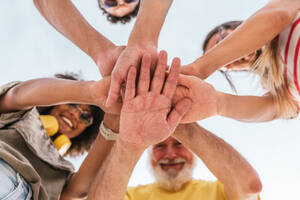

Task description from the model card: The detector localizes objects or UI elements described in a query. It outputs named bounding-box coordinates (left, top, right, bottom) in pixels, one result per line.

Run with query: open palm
left=120, top=51, right=191, bottom=149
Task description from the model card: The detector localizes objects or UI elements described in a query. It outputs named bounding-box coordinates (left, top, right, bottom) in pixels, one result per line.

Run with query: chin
left=151, top=163, right=195, bottom=192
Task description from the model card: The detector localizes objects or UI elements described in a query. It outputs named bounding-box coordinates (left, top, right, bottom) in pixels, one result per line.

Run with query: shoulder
left=190, top=179, right=227, bottom=200
left=0, top=81, right=21, bottom=97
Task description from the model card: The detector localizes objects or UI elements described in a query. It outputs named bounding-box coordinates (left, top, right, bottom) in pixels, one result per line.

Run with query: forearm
left=88, top=140, right=144, bottom=200
left=0, top=78, right=107, bottom=113
left=173, top=123, right=262, bottom=199
left=193, top=0, right=300, bottom=79
left=128, top=0, right=173, bottom=47
left=217, top=92, right=278, bottom=122
left=61, top=114, right=119, bottom=199
left=33, top=0, right=115, bottom=64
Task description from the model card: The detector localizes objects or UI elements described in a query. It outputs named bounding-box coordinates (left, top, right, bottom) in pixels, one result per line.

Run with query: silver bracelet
left=99, top=121, right=119, bottom=141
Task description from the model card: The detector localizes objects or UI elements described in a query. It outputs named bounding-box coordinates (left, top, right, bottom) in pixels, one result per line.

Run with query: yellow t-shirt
left=125, top=180, right=227, bottom=200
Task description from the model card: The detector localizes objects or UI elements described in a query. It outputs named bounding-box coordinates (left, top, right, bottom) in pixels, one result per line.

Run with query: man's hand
left=106, top=45, right=157, bottom=107
left=119, top=51, right=191, bottom=150
left=173, top=75, right=218, bottom=123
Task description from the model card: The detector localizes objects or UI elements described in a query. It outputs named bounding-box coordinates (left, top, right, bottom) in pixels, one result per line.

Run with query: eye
left=174, top=142, right=182, bottom=147
left=154, top=144, right=166, bottom=149
left=80, top=112, right=93, bottom=126
left=104, top=0, right=118, bottom=6
left=125, top=0, right=137, bottom=3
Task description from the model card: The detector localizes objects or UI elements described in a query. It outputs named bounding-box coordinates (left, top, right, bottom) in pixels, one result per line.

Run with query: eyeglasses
left=103, top=0, right=138, bottom=8
left=68, top=104, right=94, bottom=126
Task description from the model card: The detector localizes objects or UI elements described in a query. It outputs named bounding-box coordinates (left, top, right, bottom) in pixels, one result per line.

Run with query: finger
left=177, top=74, right=201, bottom=88
left=106, top=73, right=122, bottom=107
left=124, top=67, right=137, bottom=101
left=163, top=57, right=181, bottom=99
left=167, top=98, right=192, bottom=130
left=137, top=54, right=151, bottom=95
left=150, top=50, right=168, bottom=94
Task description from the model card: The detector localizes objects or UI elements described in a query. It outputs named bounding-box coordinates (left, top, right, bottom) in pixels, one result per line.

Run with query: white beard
left=151, top=159, right=195, bottom=192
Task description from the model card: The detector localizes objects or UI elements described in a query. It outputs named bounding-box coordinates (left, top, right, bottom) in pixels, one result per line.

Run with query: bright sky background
left=1, top=0, right=300, bottom=199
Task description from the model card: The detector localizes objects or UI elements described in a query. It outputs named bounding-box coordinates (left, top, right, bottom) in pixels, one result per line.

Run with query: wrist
left=90, top=38, right=115, bottom=63
left=103, top=114, right=120, bottom=133
left=193, top=59, right=210, bottom=79
left=216, top=91, right=226, bottom=117
left=88, top=80, right=107, bottom=109
left=116, top=138, right=145, bottom=156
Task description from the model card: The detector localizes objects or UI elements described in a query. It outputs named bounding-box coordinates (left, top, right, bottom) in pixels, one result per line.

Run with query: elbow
left=248, top=177, right=262, bottom=194
left=264, top=3, right=298, bottom=30
left=241, top=174, right=262, bottom=196
left=272, top=8, right=295, bottom=28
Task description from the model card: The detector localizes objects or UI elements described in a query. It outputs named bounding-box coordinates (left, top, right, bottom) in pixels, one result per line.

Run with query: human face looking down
left=99, top=0, right=140, bottom=17
left=151, top=136, right=195, bottom=191
left=205, top=29, right=256, bottom=72
left=50, top=104, right=93, bottom=139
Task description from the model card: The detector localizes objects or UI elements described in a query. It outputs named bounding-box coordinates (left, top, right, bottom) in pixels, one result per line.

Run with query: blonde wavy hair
left=252, top=38, right=299, bottom=119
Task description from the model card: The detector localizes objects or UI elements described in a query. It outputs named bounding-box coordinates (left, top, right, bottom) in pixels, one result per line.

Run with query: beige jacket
left=0, top=82, right=74, bottom=200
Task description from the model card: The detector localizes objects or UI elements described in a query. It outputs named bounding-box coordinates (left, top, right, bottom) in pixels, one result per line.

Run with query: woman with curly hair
left=0, top=72, right=120, bottom=199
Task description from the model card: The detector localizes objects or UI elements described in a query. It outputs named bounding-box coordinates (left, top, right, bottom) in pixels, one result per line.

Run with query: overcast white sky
left=1, top=0, right=299, bottom=199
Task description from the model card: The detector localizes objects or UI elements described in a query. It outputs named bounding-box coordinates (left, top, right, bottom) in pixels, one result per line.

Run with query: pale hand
left=119, top=51, right=191, bottom=150
left=106, top=45, right=157, bottom=107
left=173, top=74, right=218, bottom=123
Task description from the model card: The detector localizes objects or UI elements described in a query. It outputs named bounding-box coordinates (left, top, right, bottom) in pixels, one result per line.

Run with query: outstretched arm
left=217, top=92, right=278, bottom=122
left=173, top=123, right=262, bottom=200
left=106, top=0, right=174, bottom=106
left=61, top=114, right=119, bottom=199
left=0, top=76, right=121, bottom=114
left=181, top=0, right=300, bottom=79
left=173, top=74, right=279, bottom=123
left=89, top=51, right=191, bottom=200
left=33, top=0, right=124, bottom=76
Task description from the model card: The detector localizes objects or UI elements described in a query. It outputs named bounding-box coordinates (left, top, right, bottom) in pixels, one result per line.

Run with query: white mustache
left=159, top=158, right=186, bottom=165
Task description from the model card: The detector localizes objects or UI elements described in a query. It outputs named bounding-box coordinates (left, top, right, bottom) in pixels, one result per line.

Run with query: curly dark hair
left=38, top=72, right=105, bottom=157
left=98, top=0, right=140, bottom=24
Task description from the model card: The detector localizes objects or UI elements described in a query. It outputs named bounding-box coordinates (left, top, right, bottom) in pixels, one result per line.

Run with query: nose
left=69, top=107, right=81, bottom=122
left=165, top=146, right=177, bottom=159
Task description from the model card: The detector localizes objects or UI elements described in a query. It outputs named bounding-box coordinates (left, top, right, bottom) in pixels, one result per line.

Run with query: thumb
left=106, top=73, right=122, bottom=107
left=167, top=98, right=192, bottom=130
left=178, top=74, right=202, bottom=88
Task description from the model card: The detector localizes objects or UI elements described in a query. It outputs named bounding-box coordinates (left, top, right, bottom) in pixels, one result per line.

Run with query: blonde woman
left=180, top=0, right=300, bottom=122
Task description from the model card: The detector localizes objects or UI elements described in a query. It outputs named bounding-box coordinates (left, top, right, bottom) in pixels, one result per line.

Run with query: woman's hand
left=89, top=77, right=122, bottom=114
left=173, top=75, right=218, bottom=123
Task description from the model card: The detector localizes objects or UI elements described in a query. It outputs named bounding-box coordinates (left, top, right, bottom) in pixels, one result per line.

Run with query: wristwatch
left=99, top=121, right=119, bottom=141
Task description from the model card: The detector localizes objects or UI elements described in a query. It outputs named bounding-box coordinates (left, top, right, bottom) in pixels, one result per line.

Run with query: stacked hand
left=106, top=45, right=157, bottom=107
left=173, top=74, right=218, bottom=123
left=119, top=51, right=191, bottom=149
left=96, top=45, right=126, bottom=77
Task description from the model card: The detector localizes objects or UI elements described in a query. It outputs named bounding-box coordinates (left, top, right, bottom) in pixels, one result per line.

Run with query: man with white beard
left=124, top=124, right=262, bottom=200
